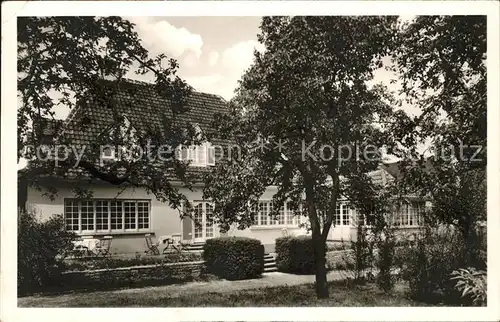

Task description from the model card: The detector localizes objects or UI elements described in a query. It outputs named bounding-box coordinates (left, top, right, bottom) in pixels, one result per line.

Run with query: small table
left=72, top=238, right=99, bottom=257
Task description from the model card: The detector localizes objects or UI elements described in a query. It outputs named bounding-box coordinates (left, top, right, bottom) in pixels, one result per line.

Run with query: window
left=193, top=203, right=203, bottom=239
left=205, top=203, right=214, bottom=238
left=258, top=202, right=269, bottom=226
left=335, top=203, right=342, bottom=226
left=207, top=145, right=216, bottom=166
left=253, top=201, right=298, bottom=227
left=124, top=201, right=136, bottom=230
left=110, top=201, right=123, bottom=230
left=177, top=143, right=215, bottom=167
left=65, top=200, right=79, bottom=231
left=334, top=202, right=350, bottom=226
left=342, top=204, right=350, bottom=226
left=80, top=200, right=94, bottom=231
left=286, top=204, right=294, bottom=225
left=101, top=146, right=116, bottom=160
left=191, top=201, right=214, bottom=239
left=64, top=199, right=150, bottom=234
left=275, top=205, right=284, bottom=225
left=138, top=201, right=149, bottom=229
left=95, top=200, right=109, bottom=231
left=393, top=202, right=422, bottom=227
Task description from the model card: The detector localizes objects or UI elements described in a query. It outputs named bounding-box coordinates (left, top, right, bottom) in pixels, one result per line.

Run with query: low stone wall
left=53, top=261, right=205, bottom=292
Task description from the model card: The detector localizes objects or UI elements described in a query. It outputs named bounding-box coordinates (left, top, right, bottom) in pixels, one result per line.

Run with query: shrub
left=203, top=237, right=264, bottom=280
left=18, top=210, right=77, bottom=295
left=375, top=235, right=396, bottom=292
left=450, top=267, right=487, bottom=306
left=276, top=236, right=325, bottom=274
left=399, top=226, right=486, bottom=305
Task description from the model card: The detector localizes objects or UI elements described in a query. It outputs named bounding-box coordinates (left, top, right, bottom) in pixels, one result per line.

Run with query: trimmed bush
left=203, top=237, right=264, bottom=280
left=276, top=236, right=325, bottom=274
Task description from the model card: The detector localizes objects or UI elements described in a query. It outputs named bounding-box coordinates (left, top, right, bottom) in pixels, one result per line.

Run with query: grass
left=18, top=280, right=427, bottom=307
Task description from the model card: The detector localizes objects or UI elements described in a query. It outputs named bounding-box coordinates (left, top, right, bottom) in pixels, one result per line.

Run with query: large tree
left=390, top=16, right=487, bottom=244
left=18, top=17, right=201, bottom=211
left=203, top=16, right=406, bottom=298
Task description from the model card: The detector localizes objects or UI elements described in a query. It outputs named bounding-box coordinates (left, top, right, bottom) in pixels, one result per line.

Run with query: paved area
left=114, top=270, right=351, bottom=297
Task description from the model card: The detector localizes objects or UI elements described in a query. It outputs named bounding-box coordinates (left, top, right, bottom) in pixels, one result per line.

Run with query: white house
left=23, top=79, right=425, bottom=254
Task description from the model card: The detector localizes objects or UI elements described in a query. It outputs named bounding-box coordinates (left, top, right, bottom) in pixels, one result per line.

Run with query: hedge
left=276, top=236, right=325, bottom=274
left=203, top=237, right=264, bottom=280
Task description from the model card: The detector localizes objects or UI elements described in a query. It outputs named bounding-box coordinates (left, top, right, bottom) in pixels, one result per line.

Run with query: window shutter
left=197, top=144, right=206, bottom=166
left=207, top=144, right=215, bottom=166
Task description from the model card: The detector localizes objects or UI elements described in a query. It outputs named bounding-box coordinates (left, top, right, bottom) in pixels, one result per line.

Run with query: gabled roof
left=62, top=78, right=230, bottom=147
left=380, top=158, right=435, bottom=181
left=25, top=79, right=233, bottom=184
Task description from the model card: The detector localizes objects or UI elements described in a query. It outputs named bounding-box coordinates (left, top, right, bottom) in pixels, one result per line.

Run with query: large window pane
left=96, top=200, right=109, bottom=231
left=110, top=201, right=123, bottom=230
left=342, top=204, right=350, bottom=226
left=205, top=203, right=214, bottom=238
left=285, top=203, right=294, bottom=225
left=335, top=203, right=342, bottom=226
left=124, top=201, right=136, bottom=230
left=137, top=201, right=149, bottom=229
left=80, top=200, right=94, bottom=231
left=258, top=202, right=268, bottom=225
left=64, top=200, right=79, bottom=231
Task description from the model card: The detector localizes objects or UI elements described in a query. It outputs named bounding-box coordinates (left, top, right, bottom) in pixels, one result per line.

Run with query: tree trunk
left=313, top=232, right=329, bottom=298
left=18, top=178, right=28, bottom=213
left=303, top=170, right=330, bottom=298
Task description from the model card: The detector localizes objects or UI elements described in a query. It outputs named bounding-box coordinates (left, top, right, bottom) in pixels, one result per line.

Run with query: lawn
left=18, top=280, right=427, bottom=307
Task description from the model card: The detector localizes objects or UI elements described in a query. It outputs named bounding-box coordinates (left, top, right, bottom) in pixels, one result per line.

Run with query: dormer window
left=101, top=146, right=116, bottom=160
left=99, top=115, right=137, bottom=161
left=177, top=142, right=215, bottom=167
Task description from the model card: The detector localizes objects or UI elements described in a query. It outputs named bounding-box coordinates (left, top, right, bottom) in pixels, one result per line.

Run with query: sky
left=51, top=16, right=420, bottom=120
left=122, top=16, right=265, bottom=101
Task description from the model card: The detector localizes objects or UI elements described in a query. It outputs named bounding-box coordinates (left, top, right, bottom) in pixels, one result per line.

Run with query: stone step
left=264, top=266, right=277, bottom=273
left=264, top=261, right=276, bottom=268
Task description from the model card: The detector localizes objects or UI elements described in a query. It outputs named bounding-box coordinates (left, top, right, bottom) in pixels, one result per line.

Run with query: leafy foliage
left=203, top=237, right=264, bottom=280
left=398, top=225, right=486, bottom=305
left=204, top=16, right=403, bottom=298
left=374, top=235, right=396, bottom=293
left=391, top=16, right=486, bottom=241
left=339, top=225, right=374, bottom=282
left=18, top=210, right=77, bottom=295
left=18, top=16, right=198, bottom=212
left=450, top=267, right=487, bottom=306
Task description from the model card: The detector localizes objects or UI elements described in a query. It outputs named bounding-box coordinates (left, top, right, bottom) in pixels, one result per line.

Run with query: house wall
left=26, top=182, right=308, bottom=254
left=26, top=174, right=423, bottom=254
left=27, top=182, right=183, bottom=254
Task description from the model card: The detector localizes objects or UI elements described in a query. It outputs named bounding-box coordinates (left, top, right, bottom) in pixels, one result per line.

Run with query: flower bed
left=63, top=252, right=202, bottom=271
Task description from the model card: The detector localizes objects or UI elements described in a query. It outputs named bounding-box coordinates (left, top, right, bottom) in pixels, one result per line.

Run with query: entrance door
left=330, top=202, right=352, bottom=241
left=193, top=201, right=215, bottom=242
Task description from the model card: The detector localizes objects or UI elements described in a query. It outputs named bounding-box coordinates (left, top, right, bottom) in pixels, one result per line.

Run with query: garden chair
left=144, top=234, right=160, bottom=255
left=94, top=236, right=113, bottom=257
